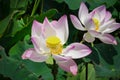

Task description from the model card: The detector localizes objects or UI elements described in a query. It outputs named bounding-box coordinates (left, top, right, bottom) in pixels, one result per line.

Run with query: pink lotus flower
left=70, top=2, right=120, bottom=45
left=22, top=15, right=91, bottom=75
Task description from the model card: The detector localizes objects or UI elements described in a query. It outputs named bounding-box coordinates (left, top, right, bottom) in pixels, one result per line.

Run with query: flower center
left=92, top=18, right=100, bottom=31
left=46, top=36, right=63, bottom=55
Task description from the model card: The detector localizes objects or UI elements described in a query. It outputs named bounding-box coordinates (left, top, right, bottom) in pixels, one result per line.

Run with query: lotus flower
left=22, top=15, right=91, bottom=75
left=70, top=2, right=120, bottom=45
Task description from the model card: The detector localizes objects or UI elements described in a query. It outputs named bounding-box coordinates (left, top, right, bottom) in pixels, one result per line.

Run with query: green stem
left=31, top=0, right=41, bottom=17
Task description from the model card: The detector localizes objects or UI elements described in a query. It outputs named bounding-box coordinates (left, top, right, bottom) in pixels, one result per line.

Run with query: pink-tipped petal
left=63, top=43, right=92, bottom=59
left=83, top=32, right=95, bottom=42
left=98, top=34, right=117, bottom=45
left=22, top=48, right=48, bottom=62
left=79, top=2, right=89, bottom=25
left=51, top=15, right=69, bottom=44
left=43, top=17, right=56, bottom=38
left=102, top=23, right=120, bottom=33
left=32, top=20, right=43, bottom=37
left=70, top=15, right=86, bottom=31
left=53, top=55, right=78, bottom=75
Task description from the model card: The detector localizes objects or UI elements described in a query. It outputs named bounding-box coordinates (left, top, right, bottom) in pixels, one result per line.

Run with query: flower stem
left=91, top=42, right=94, bottom=47
left=52, top=60, right=58, bottom=80
left=40, top=0, right=43, bottom=13
left=85, top=62, right=88, bottom=80
left=80, top=39, right=85, bottom=43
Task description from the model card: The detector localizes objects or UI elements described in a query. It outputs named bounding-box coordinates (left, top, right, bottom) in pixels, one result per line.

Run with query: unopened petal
left=22, top=48, right=48, bottom=62
left=53, top=55, right=78, bottom=75
left=70, top=15, right=86, bottom=31
left=63, top=43, right=92, bottom=59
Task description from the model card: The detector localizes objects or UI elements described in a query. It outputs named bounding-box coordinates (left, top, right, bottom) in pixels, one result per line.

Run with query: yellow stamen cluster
left=46, top=36, right=63, bottom=55
left=92, top=18, right=100, bottom=31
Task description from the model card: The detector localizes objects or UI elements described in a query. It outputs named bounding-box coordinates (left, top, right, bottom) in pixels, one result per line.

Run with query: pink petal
left=31, top=37, right=41, bottom=53
left=53, top=55, right=78, bottom=75
left=102, top=23, right=120, bottom=33
left=83, top=32, right=95, bottom=42
left=78, top=2, right=89, bottom=25
left=43, top=17, right=56, bottom=38
left=88, top=30, right=117, bottom=45
left=70, top=15, right=86, bottom=31
left=91, top=11, right=101, bottom=22
left=32, top=20, right=43, bottom=37
left=99, top=19, right=115, bottom=32
left=63, top=43, right=92, bottom=59
left=98, top=34, right=117, bottom=45
left=89, top=30, right=101, bottom=37
left=90, top=5, right=106, bottom=14
left=84, top=18, right=95, bottom=30
left=89, top=30, right=117, bottom=45
left=104, top=11, right=112, bottom=22
left=90, top=5, right=106, bottom=22
left=22, top=48, right=48, bottom=62
left=31, top=36, right=49, bottom=53
left=51, top=15, right=68, bottom=44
